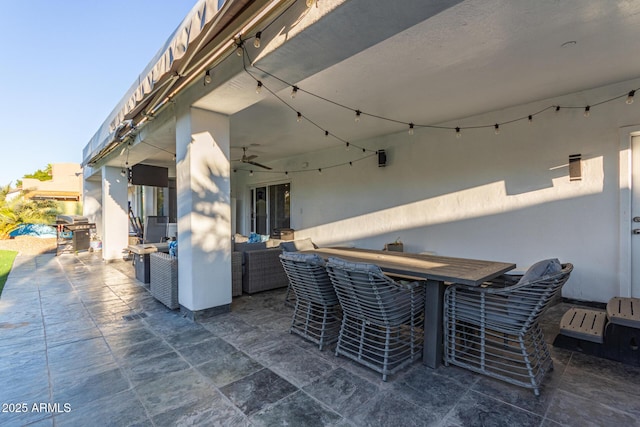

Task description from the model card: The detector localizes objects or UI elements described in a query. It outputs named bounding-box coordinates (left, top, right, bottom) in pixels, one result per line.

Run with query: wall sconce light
left=569, top=154, right=581, bottom=181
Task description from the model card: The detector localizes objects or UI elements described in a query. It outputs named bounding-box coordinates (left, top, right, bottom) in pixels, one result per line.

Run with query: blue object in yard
left=9, top=224, right=57, bottom=238
left=168, top=240, right=178, bottom=257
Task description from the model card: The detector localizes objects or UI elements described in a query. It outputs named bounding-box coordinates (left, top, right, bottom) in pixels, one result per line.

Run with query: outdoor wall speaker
left=378, top=149, right=387, bottom=167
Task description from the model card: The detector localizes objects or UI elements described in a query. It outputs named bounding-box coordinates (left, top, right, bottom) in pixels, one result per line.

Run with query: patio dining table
left=303, top=247, right=516, bottom=368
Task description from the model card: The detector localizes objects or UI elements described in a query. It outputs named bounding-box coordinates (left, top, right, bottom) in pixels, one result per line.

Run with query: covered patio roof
left=82, top=0, right=640, bottom=175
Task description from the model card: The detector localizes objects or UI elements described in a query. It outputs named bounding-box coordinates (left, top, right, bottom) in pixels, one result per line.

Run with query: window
left=250, top=183, right=290, bottom=235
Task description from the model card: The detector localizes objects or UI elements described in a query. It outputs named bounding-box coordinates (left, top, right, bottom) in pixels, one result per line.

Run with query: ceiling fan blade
left=246, top=160, right=272, bottom=170
left=245, top=154, right=258, bottom=161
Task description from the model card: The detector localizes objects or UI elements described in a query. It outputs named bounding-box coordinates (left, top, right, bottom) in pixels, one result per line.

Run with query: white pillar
left=82, top=178, right=103, bottom=240
left=101, top=166, right=129, bottom=261
left=175, top=106, right=232, bottom=319
left=143, top=185, right=157, bottom=220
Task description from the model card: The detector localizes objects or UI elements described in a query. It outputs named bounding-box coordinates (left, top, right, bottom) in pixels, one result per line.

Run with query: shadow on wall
left=177, top=132, right=232, bottom=263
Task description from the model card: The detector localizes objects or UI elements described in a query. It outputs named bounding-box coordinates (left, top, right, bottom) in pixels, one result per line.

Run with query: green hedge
left=0, top=250, right=18, bottom=297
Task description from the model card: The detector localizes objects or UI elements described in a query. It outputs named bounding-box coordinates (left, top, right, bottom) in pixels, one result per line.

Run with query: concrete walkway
left=1, top=253, right=639, bottom=426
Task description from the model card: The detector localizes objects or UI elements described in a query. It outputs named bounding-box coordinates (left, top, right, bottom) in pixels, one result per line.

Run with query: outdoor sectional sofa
left=232, top=236, right=316, bottom=295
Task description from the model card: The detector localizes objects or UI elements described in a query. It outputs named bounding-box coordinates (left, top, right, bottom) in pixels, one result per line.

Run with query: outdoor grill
left=56, top=215, right=96, bottom=254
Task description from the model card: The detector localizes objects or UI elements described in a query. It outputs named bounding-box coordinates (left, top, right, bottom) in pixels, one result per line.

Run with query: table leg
left=423, top=279, right=444, bottom=368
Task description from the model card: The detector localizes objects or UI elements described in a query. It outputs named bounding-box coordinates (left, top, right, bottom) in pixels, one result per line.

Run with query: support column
left=82, top=178, right=103, bottom=241
left=101, top=166, right=129, bottom=261
left=175, top=106, right=232, bottom=320
left=143, top=186, right=157, bottom=220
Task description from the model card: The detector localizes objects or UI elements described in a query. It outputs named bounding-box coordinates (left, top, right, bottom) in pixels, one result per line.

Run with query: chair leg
left=319, top=306, right=329, bottom=351
left=519, top=333, right=540, bottom=395
left=382, top=327, right=391, bottom=382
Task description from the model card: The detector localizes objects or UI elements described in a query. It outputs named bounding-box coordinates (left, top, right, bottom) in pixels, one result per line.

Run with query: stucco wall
left=234, top=77, right=640, bottom=303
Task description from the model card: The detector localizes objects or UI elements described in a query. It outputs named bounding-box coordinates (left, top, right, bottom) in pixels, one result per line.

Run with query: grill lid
left=56, top=215, right=89, bottom=225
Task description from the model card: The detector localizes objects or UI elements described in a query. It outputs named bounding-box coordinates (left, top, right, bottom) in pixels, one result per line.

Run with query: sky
left=0, top=0, right=198, bottom=187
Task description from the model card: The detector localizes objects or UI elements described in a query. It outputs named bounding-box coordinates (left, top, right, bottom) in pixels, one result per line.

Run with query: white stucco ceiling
left=134, top=0, right=640, bottom=169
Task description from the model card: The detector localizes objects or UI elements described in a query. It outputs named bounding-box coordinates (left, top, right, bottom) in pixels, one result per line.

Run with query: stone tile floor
left=0, top=252, right=639, bottom=426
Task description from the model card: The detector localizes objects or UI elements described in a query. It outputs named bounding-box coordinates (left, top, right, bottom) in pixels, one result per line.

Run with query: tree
left=16, top=164, right=53, bottom=188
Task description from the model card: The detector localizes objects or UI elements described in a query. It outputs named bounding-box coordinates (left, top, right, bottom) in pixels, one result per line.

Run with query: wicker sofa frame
left=149, top=252, right=179, bottom=309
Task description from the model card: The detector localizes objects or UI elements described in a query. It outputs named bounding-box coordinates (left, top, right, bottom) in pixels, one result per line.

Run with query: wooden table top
left=306, top=247, right=516, bottom=286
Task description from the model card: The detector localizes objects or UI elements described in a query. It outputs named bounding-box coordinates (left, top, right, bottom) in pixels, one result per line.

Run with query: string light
left=231, top=29, right=640, bottom=178
left=204, top=70, right=212, bottom=85
left=256, top=81, right=263, bottom=94
left=236, top=40, right=244, bottom=56
left=254, top=32, right=262, bottom=49
left=627, top=90, right=635, bottom=105
left=249, top=170, right=254, bottom=176
left=345, top=142, right=350, bottom=150
left=242, top=46, right=638, bottom=146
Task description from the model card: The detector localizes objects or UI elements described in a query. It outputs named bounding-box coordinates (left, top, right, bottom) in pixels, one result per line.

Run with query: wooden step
left=559, top=308, right=607, bottom=344
left=607, top=297, right=640, bottom=329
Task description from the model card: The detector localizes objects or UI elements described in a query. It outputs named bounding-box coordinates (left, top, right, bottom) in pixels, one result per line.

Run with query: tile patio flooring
left=1, top=252, right=639, bottom=426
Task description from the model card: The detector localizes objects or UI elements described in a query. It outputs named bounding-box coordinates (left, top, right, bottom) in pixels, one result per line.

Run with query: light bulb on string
left=236, top=44, right=243, bottom=56
left=627, top=90, right=635, bottom=105
left=253, top=32, right=261, bottom=48
left=256, top=81, right=263, bottom=94
left=584, top=106, right=591, bottom=117
left=324, top=130, right=329, bottom=137
left=494, top=124, right=500, bottom=135
left=528, top=115, right=533, bottom=124
left=455, top=127, right=461, bottom=139
left=345, top=142, right=350, bottom=150
left=296, top=112, right=302, bottom=122
left=204, top=70, right=212, bottom=85
left=555, top=106, right=561, bottom=113
left=349, top=161, right=353, bottom=167
left=249, top=170, right=254, bottom=176
left=355, top=110, right=361, bottom=122
left=408, top=123, right=414, bottom=135
left=291, top=86, right=298, bottom=98
left=318, top=168, right=322, bottom=175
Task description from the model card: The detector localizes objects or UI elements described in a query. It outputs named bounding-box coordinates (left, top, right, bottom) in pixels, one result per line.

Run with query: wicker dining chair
left=443, top=259, right=573, bottom=396
left=325, top=256, right=426, bottom=381
left=279, top=252, right=341, bottom=350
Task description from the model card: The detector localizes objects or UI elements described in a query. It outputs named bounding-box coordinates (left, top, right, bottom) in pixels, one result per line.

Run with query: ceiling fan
left=235, top=147, right=272, bottom=170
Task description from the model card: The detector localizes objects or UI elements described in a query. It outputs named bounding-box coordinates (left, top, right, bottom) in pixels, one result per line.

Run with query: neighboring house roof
left=21, top=163, right=82, bottom=202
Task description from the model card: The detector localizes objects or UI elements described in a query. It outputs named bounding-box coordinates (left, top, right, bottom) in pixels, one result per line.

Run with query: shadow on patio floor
left=0, top=252, right=638, bottom=426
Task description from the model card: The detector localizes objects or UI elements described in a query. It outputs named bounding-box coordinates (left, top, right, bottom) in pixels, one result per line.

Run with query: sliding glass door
left=250, top=183, right=290, bottom=236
